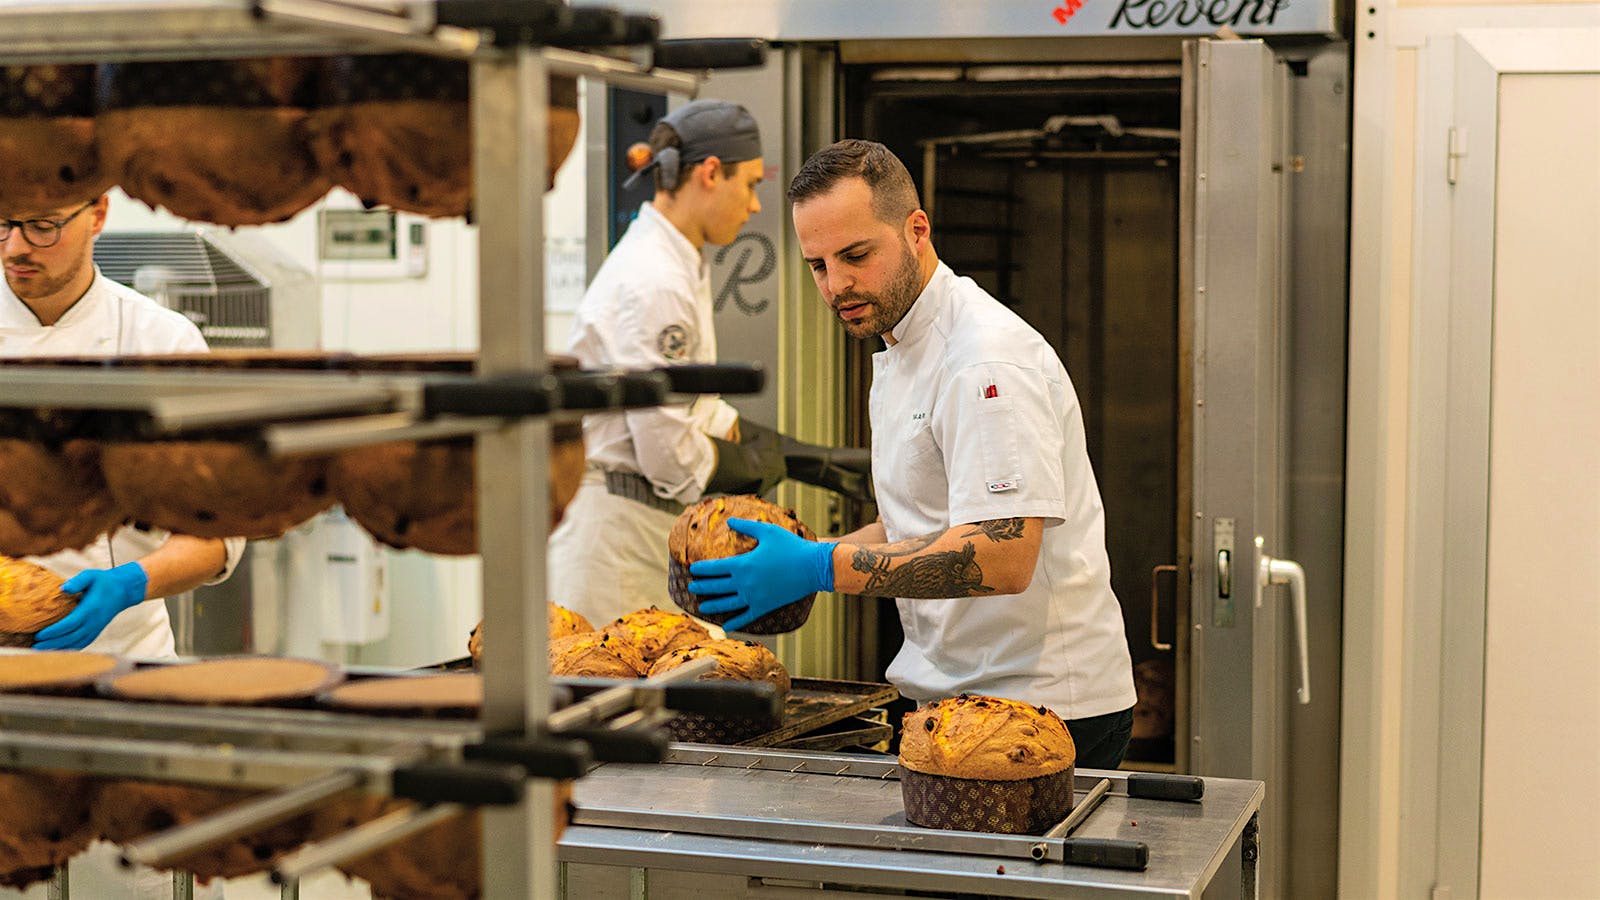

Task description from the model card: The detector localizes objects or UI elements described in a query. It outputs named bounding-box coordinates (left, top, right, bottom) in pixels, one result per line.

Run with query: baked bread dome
left=646, top=638, right=791, bottom=696
left=0, top=556, right=73, bottom=647
left=92, top=779, right=342, bottom=883
left=602, top=607, right=711, bottom=666
left=547, top=631, right=646, bottom=680
left=0, top=436, right=125, bottom=557
left=96, top=58, right=331, bottom=225
left=0, top=64, right=115, bottom=215
left=667, top=495, right=818, bottom=634
left=99, top=440, right=333, bottom=540
left=898, top=695, right=1077, bottom=834
left=0, top=769, right=99, bottom=889
left=647, top=638, right=789, bottom=744
left=467, top=602, right=593, bottom=667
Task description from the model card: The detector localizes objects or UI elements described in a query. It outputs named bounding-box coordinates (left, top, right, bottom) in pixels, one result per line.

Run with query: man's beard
left=835, top=243, right=922, bottom=340
left=4, top=248, right=88, bottom=302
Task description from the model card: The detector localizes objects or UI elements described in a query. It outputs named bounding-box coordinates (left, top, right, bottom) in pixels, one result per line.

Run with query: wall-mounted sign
left=611, top=0, right=1335, bottom=39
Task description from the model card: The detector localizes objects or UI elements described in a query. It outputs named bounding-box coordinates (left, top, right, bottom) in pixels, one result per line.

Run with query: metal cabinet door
left=1182, top=37, right=1311, bottom=899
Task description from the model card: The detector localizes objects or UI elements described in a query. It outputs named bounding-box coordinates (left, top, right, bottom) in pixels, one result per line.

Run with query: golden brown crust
left=0, top=117, right=112, bottom=219
left=0, top=769, right=98, bottom=886
left=98, top=106, right=331, bottom=226
left=103, top=658, right=340, bottom=705
left=549, top=603, right=596, bottom=640
left=0, top=555, right=72, bottom=644
left=93, top=779, right=341, bottom=882
left=601, top=607, right=710, bottom=665
left=100, top=441, right=333, bottom=540
left=0, top=651, right=118, bottom=691
left=548, top=631, right=646, bottom=679
left=898, top=695, right=1076, bottom=781
left=0, top=439, right=125, bottom=557
left=646, top=638, right=791, bottom=696
left=668, top=494, right=816, bottom=566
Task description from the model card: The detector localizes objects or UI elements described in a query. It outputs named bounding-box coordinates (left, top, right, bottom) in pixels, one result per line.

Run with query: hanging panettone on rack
left=0, top=769, right=100, bottom=889
left=0, top=436, right=125, bottom=557
left=0, top=64, right=113, bottom=213
left=96, top=58, right=332, bottom=225
left=99, top=438, right=335, bottom=540
left=305, top=54, right=581, bottom=218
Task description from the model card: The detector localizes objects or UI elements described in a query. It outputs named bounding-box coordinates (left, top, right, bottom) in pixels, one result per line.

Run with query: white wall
left=1345, top=9, right=1600, bottom=898
left=1478, top=70, right=1600, bottom=898
left=102, top=85, right=592, bottom=668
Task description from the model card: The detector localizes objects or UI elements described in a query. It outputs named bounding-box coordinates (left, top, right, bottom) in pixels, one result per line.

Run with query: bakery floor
left=0, top=842, right=375, bottom=900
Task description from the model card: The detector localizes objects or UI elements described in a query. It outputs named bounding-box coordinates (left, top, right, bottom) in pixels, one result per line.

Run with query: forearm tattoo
left=962, top=518, right=1026, bottom=542
left=851, top=542, right=994, bottom=598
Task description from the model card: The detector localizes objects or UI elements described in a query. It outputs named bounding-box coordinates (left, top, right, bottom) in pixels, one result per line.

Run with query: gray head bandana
left=623, top=99, right=762, bottom=190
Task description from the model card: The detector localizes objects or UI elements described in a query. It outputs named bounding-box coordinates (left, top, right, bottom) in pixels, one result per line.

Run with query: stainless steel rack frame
left=0, top=2, right=719, bottom=897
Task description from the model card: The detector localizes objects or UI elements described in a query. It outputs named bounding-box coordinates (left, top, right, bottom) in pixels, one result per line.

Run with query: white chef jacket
left=563, top=201, right=738, bottom=503
left=0, top=268, right=245, bottom=658
left=871, top=262, right=1136, bottom=722
left=549, top=202, right=738, bottom=624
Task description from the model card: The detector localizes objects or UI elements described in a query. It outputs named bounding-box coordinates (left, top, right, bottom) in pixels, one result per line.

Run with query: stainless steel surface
left=0, top=0, right=465, bottom=63
left=1042, top=777, right=1113, bottom=841
left=121, top=770, right=365, bottom=869
left=543, top=47, right=702, bottom=97
left=272, top=802, right=461, bottom=883
left=473, top=46, right=555, bottom=900
left=1184, top=38, right=1295, bottom=899
left=605, top=0, right=1337, bottom=40
left=263, top=412, right=504, bottom=456
left=562, top=748, right=1264, bottom=898
left=0, top=367, right=410, bottom=429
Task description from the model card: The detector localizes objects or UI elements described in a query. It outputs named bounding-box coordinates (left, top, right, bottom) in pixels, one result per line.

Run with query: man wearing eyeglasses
left=0, top=194, right=243, bottom=659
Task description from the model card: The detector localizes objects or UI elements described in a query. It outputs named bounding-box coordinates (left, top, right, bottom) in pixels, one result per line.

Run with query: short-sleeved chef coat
left=0, top=269, right=245, bottom=658
left=871, top=262, right=1136, bottom=721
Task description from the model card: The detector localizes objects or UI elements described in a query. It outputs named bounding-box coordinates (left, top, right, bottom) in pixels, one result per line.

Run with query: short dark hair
left=787, top=140, right=920, bottom=225
left=647, top=122, right=736, bottom=195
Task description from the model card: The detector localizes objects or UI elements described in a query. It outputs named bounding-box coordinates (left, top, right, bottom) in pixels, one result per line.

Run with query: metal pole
left=171, top=871, right=193, bottom=900
left=472, top=45, right=553, bottom=900
left=46, top=865, right=66, bottom=900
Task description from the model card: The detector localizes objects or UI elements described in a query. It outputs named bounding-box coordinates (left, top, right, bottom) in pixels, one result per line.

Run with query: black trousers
left=884, top=698, right=1134, bottom=770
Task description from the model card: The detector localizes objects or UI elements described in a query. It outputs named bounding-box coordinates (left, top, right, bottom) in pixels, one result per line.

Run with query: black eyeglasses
left=0, top=200, right=96, bottom=249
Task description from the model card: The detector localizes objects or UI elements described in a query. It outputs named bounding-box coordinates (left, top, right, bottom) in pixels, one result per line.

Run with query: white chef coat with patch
left=871, top=262, right=1136, bottom=721
left=0, top=269, right=245, bottom=658
left=550, top=202, right=738, bottom=623
left=563, top=201, right=738, bottom=502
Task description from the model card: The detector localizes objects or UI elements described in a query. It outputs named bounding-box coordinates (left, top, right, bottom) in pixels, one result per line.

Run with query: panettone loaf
left=667, top=495, right=819, bottom=633
left=602, top=607, right=710, bottom=666
left=646, top=638, right=791, bottom=696
left=468, top=602, right=593, bottom=667
left=100, top=440, right=333, bottom=539
left=547, top=631, right=647, bottom=679
left=0, top=651, right=120, bottom=693
left=898, top=695, right=1075, bottom=781
left=0, top=556, right=72, bottom=647
left=0, top=769, right=98, bottom=888
left=0, top=437, right=124, bottom=557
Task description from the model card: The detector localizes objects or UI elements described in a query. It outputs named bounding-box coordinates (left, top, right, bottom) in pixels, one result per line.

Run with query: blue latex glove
left=687, top=518, right=836, bottom=632
left=34, top=562, right=149, bottom=650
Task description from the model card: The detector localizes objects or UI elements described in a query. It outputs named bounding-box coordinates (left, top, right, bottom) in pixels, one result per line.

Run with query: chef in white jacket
left=548, top=100, right=781, bottom=625
left=0, top=194, right=243, bottom=658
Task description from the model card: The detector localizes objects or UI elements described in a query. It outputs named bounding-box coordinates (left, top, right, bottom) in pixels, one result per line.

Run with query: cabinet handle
left=1149, top=564, right=1178, bottom=651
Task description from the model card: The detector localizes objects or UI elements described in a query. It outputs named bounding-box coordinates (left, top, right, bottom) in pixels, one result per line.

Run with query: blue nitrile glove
left=34, top=562, right=149, bottom=650
left=688, top=518, right=836, bottom=632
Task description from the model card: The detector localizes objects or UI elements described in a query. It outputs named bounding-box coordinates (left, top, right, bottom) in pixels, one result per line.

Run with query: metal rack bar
left=472, top=44, right=553, bottom=900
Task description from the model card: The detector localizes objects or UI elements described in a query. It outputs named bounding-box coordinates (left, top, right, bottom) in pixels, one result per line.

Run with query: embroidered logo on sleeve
left=656, top=324, right=690, bottom=360
left=987, top=479, right=1018, bottom=493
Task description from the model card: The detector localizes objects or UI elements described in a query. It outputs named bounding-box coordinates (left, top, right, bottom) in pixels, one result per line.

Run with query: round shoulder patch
left=656, top=323, right=691, bottom=360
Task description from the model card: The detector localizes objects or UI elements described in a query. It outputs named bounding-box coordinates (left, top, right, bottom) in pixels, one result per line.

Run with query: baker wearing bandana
left=552, top=100, right=868, bottom=627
